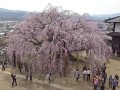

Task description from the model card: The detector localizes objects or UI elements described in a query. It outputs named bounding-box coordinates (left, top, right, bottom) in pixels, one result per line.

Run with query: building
left=105, top=16, right=120, bottom=56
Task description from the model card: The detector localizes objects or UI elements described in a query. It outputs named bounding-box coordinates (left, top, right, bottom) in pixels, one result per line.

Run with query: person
left=86, top=68, right=91, bottom=81
left=112, top=77, right=117, bottom=90
left=74, top=69, right=80, bottom=82
left=103, top=72, right=107, bottom=84
left=59, top=70, right=62, bottom=77
left=102, top=63, right=106, bottom=73
left=4, top=59, right=7, bottom=68
left=45, top=73, right=51, bottom=82
left=83, top=69, right=87, bottom=81
left=109, top=75, right=113, bottom=88
left=101, top=63, right=106, bottom=74
left=100, top=77, right=105, bottom=90
left=96, top=68, right=100, bottom=76
left=83, top=65, right=87, bottom=71
left=11, top=73, right=17, bottom=86
left=93, top=76, right=99, bottom=90
left=29, top=71, right=32, bottom=81
left=2, top=63, right=5, bottom=71
left=115, top=74, right=119, bottom=86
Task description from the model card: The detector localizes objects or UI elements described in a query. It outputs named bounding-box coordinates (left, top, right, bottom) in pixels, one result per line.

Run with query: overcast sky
left=0, top=0, right=120, bottom=15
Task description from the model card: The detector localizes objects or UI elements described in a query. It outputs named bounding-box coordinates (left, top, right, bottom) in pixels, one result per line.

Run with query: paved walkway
left=0, top=69, right=74, bottom=90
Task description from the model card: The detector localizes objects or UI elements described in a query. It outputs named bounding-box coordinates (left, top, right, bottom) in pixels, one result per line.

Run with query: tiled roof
left=108, top=32, right=120, bottom=37
left=105, top=16, right=120, bottom=23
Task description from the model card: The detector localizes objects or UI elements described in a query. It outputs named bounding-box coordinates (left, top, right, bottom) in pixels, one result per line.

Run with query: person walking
left=86, top=68, right=91, bottom=81
left=11, top=73, right=17, bottom=86
left=74, top=69, right=80, bottom=82
left=109, top=75, right=113, bottom=88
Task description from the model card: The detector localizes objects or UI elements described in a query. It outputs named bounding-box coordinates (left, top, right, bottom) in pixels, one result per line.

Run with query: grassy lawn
left=2, top=52, right=120, bottom=90
left=106, top=57, right=120, bottom=77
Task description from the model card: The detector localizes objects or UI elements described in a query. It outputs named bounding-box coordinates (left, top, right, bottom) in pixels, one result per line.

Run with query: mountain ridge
left=0, top=8, right=120, bottom=21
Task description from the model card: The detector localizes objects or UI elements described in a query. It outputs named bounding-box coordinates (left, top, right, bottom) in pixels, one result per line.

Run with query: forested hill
left=92, top=13, right=120, bottom=21
left=0, top=8, right=28, bottom=21
left=0, top=8, right=120, bottom=21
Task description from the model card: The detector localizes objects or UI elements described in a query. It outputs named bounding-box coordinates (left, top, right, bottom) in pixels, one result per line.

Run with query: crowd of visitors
left=74, top=64, right=119, bottom=90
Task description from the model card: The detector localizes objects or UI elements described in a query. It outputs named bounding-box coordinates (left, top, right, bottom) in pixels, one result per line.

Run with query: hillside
left=0, top=8, right=120, bottom=21
left=91, top=13, right=120, bottom=21
left=0, top=8, right=28, bottom=21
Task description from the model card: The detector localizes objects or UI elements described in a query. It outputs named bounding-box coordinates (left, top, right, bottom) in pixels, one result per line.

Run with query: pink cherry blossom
left=6, top=5, right=112, bottom=74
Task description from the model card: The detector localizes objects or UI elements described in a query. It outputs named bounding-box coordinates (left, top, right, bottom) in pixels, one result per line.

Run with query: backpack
left=112, top=79, right=117, bottom=86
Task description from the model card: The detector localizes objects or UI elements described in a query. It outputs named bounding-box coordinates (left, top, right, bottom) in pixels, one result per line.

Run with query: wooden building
left=105, top=16, right=120, bottom=56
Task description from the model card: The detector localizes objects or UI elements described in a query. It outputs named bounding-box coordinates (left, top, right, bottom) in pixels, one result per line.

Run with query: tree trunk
left=13, top=51, right=16, bottom=68
left=63, top=56, right=67, bottom=77
left=76, top=51, right=79, bottom=70
left=25, top=71, right=29, bottom=80
left=17, top=55, right=22, bottom=74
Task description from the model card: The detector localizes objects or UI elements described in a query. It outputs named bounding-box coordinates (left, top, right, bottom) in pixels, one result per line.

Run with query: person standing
left=2, top=63, right=5, bottom=71
left=29, top=71, right=32, bottom=81
left=100, top=77, right=105, bottom=90
left=96, top=68, right=100, bottom=76
left=93, top=76, right=99, bottom=90
left=115, top=74, right=119, bottom=86
left=102, top=72, right=107, bottom=84
left=86, top=68, right=91, bottom=81
left=83, top=69, right=87, bottom=81
left=109, top=75, right=113, bottom=88
left=112, top=77, right=117, bottom=90
left=11, top=73, right=17, bottom=86
left=74, top=69, right=80, bottom=82
left=45, top=73, right=51, bottom=82
left=83, top=65, right=87, bottom=71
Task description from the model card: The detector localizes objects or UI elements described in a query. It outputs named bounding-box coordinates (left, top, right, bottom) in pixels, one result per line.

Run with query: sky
left=0, top=0, right=120, bottom=15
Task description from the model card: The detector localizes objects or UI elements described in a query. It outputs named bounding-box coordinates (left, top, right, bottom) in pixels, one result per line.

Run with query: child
left=93, top=76, right=99, bottom=90
left=11, top=73, right=17, bottom=86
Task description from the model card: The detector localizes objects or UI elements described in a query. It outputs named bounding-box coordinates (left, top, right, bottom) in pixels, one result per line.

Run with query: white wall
left=115, top=23, right=120, bottom=32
